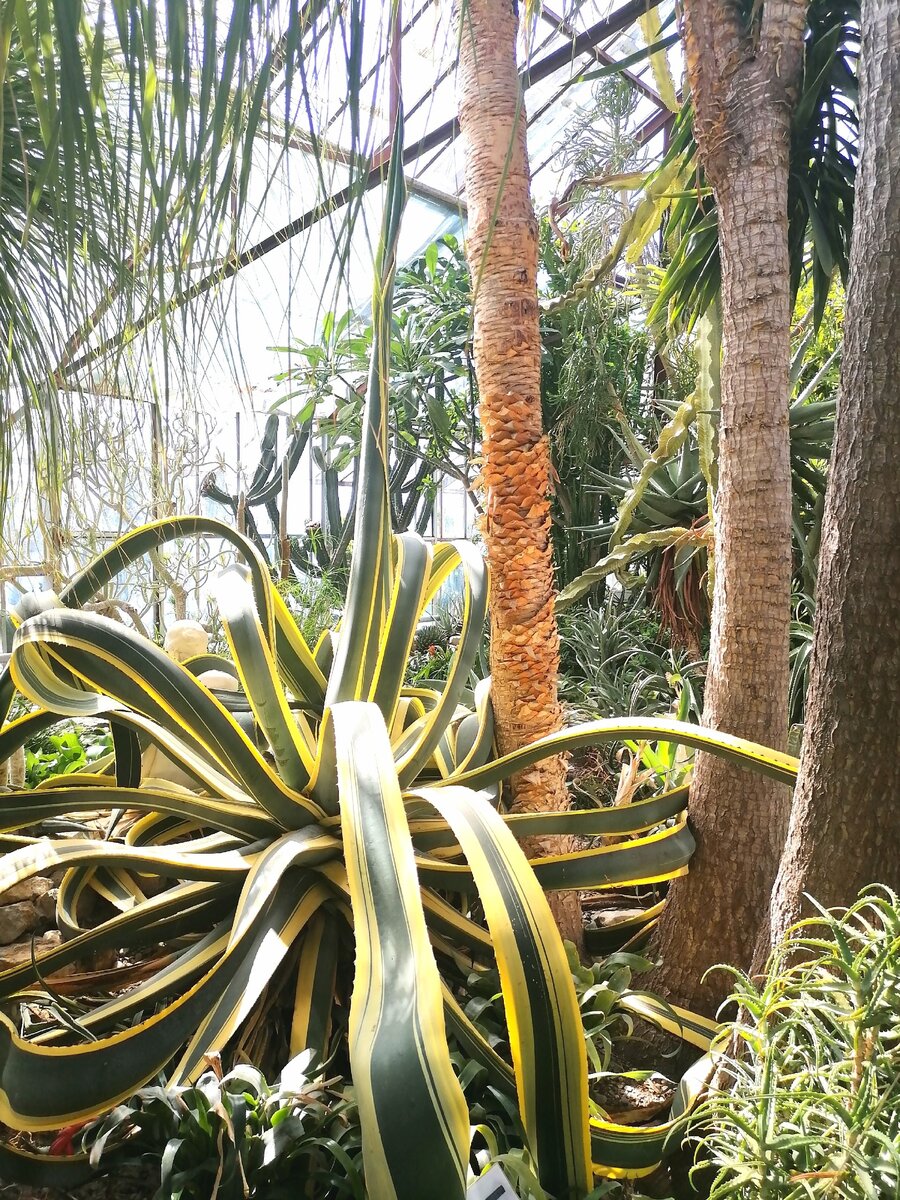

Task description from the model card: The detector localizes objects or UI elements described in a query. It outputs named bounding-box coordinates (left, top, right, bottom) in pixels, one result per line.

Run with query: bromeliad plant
left=0, top=133, right=799, bottom=1199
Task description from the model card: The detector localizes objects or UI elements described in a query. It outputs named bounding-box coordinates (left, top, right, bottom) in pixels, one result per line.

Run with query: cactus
left=201, top=413, right=311, bottom=574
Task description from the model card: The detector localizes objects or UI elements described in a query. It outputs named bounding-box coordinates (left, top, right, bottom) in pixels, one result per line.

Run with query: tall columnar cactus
left=201, top=413, right=312, bottom=573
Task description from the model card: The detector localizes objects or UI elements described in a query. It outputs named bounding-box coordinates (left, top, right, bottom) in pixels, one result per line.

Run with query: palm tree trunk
left=456, top=0, right=581, bottom=946
left=650, top=0, right=806, bottom=1012
left=766, top=0, right=900, bottom=947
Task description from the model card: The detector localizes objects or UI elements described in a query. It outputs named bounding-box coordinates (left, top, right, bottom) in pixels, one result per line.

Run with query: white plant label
left=467, top=1164, right=517, bottom=1200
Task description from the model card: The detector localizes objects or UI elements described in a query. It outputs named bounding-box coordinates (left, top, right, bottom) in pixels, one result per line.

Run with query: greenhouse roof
left=155, top=0, right=678, bottom=418
left=5, top=0, right=681, bottom=587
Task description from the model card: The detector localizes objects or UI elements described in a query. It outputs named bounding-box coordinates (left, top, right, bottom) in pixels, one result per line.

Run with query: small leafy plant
left=465, top=945, right=649, bottom=1086
left=690, top=888, right=900, bottom=1199
left=80, top=1051, right=364, bottom=1200
left=25, top=720, right=113, bottom=787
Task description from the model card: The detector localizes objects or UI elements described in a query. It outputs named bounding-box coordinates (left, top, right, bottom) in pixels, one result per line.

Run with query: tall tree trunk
left=456, top=0, right=581, bottom=946
left=766, top=0, right=900, bottom=947
left=650, top=0, right=806, bottom=1012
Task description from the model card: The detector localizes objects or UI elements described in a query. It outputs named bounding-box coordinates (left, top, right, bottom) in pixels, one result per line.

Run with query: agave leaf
left=637, top=8, right=680, bottom=113
left=418, top=785, right=592, bottom=1199
left=447, top=717, right=798, bottom=790
left=0, top=879, right=308, bottom=1130
left=290, top=909, right=341, bottom=1060
left=326, top=121, right=408, bottom=709
left=556, top=529, right=693, bottom=610
left=12, top=610, right=321, bottom=829
left=334, top=702, right=469, bottom=1200
left=609, top=405, right=698, bottom=552
left=215, top=565, right=316, bottom=788
left=589, top=1051, right=717, bottom=1179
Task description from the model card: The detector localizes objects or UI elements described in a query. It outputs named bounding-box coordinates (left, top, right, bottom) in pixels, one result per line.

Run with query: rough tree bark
left=456, top=0, right=581, bottom=945
left=650, top=0, right=807, bottom=1012
left=766, top=0, right=900, bottom=947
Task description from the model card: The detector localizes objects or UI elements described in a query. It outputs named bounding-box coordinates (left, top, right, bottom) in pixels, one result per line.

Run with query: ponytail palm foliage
left=0, top=0, right=325, bottom=504
left=0, top=137, right=800, bottom=1199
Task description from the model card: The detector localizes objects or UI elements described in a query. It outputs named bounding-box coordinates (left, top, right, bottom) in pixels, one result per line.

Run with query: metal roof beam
left=66, top=0, right=662, bottom=375
left=538, top=4, right=667, bottom=109
left=634, top=105, right=675, bottom=145
left=522, top=0, right=663, bottom=87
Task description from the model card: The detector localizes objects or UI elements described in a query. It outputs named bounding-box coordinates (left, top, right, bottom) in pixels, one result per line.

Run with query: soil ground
left=0, top=1168, right=154, bottom=1199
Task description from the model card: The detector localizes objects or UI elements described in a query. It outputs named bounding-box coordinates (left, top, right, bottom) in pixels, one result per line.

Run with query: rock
left=141, top=744, right=201, bottom=791
left=0, top=876, right=53, bottom=905
left=196, top=669, right=239, bottom=692
left=0, top=931, right=75, bottom=975
left=0, top=900, right=40, bottom=945
left=2, top=745, right=25, bottom=788
left=587, top=906, right=648, bottom=929
left=36, top=888, right=59, bottom=922
left=164, top=620, right=208, bottom=662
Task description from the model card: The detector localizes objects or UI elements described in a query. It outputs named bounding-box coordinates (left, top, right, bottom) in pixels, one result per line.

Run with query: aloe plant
left=0, top=131, right=800, bottom=1199
left=689, top=889, right=900, bottom=1199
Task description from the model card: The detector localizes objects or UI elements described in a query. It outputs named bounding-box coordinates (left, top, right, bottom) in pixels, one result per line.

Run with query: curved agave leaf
left=326, top=128, right=408, bottom=709
left=172, top=862, right=332, bottom=1082
left=446, top=717, right=799, bottom=790
left=11, top=610, right=322, bottom=829
left=0, top=880, right=231, bottom=1001
left=589, top=1051, right=717, bottom=1179
left=0, top=1143, right=96, bottom=1190
left=0, top=515, right=327, bottom=728
left=369, top=533, right=433, bottom=720
left=0, top=880, right=306, bottom=1130
left=417, top=785, right=592, bottom=1199
left=290, top=909, right=342, bottom=1059
left=334, top=702, right=469, bottom=1200
left=215, top=565, right=317, bottom=787
left=413, top=816, right=694, bottom=894
left=406, top=786, right=688, bottom=852
left=0, top=786, right=274, bottom=841
left=395, top=541, right=488, bottom=786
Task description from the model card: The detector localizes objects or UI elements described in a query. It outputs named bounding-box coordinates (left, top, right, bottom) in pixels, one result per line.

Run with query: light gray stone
left=36, top=888, right=59, bottom=923
left=0, top=930, right=75, bottom=976
left=0, top=875, right=53, bottom=905
left=0, top=900, right=40, bottom=945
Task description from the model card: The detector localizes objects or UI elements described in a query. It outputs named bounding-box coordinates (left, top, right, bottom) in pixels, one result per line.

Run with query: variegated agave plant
left=0, top=139, right=798, bottom=1198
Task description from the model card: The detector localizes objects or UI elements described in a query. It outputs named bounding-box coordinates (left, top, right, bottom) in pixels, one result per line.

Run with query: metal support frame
left=64, top=0, right=674, bottom=380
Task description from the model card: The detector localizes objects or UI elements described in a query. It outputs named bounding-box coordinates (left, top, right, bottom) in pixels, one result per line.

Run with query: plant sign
left=467, top=1165, right=517, bottom=1200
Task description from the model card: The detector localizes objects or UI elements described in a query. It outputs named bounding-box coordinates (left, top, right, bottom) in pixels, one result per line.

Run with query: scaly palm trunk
left=456, top=0, right=581, bottom=946
left=766, top=0, right=900, bottom=947
left=650, top=0, right=807, bottom=1012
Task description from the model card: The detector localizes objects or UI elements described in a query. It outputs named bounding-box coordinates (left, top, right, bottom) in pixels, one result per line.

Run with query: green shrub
left=558, top=598, right=704, bottom=723
left=80, top=1051, right=364, bottom=1200
left=23, top=719, right=113, bottom=787
left=690, top=888, right=900, bottom=1199
left=275, top=573, right=345, bottom=648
